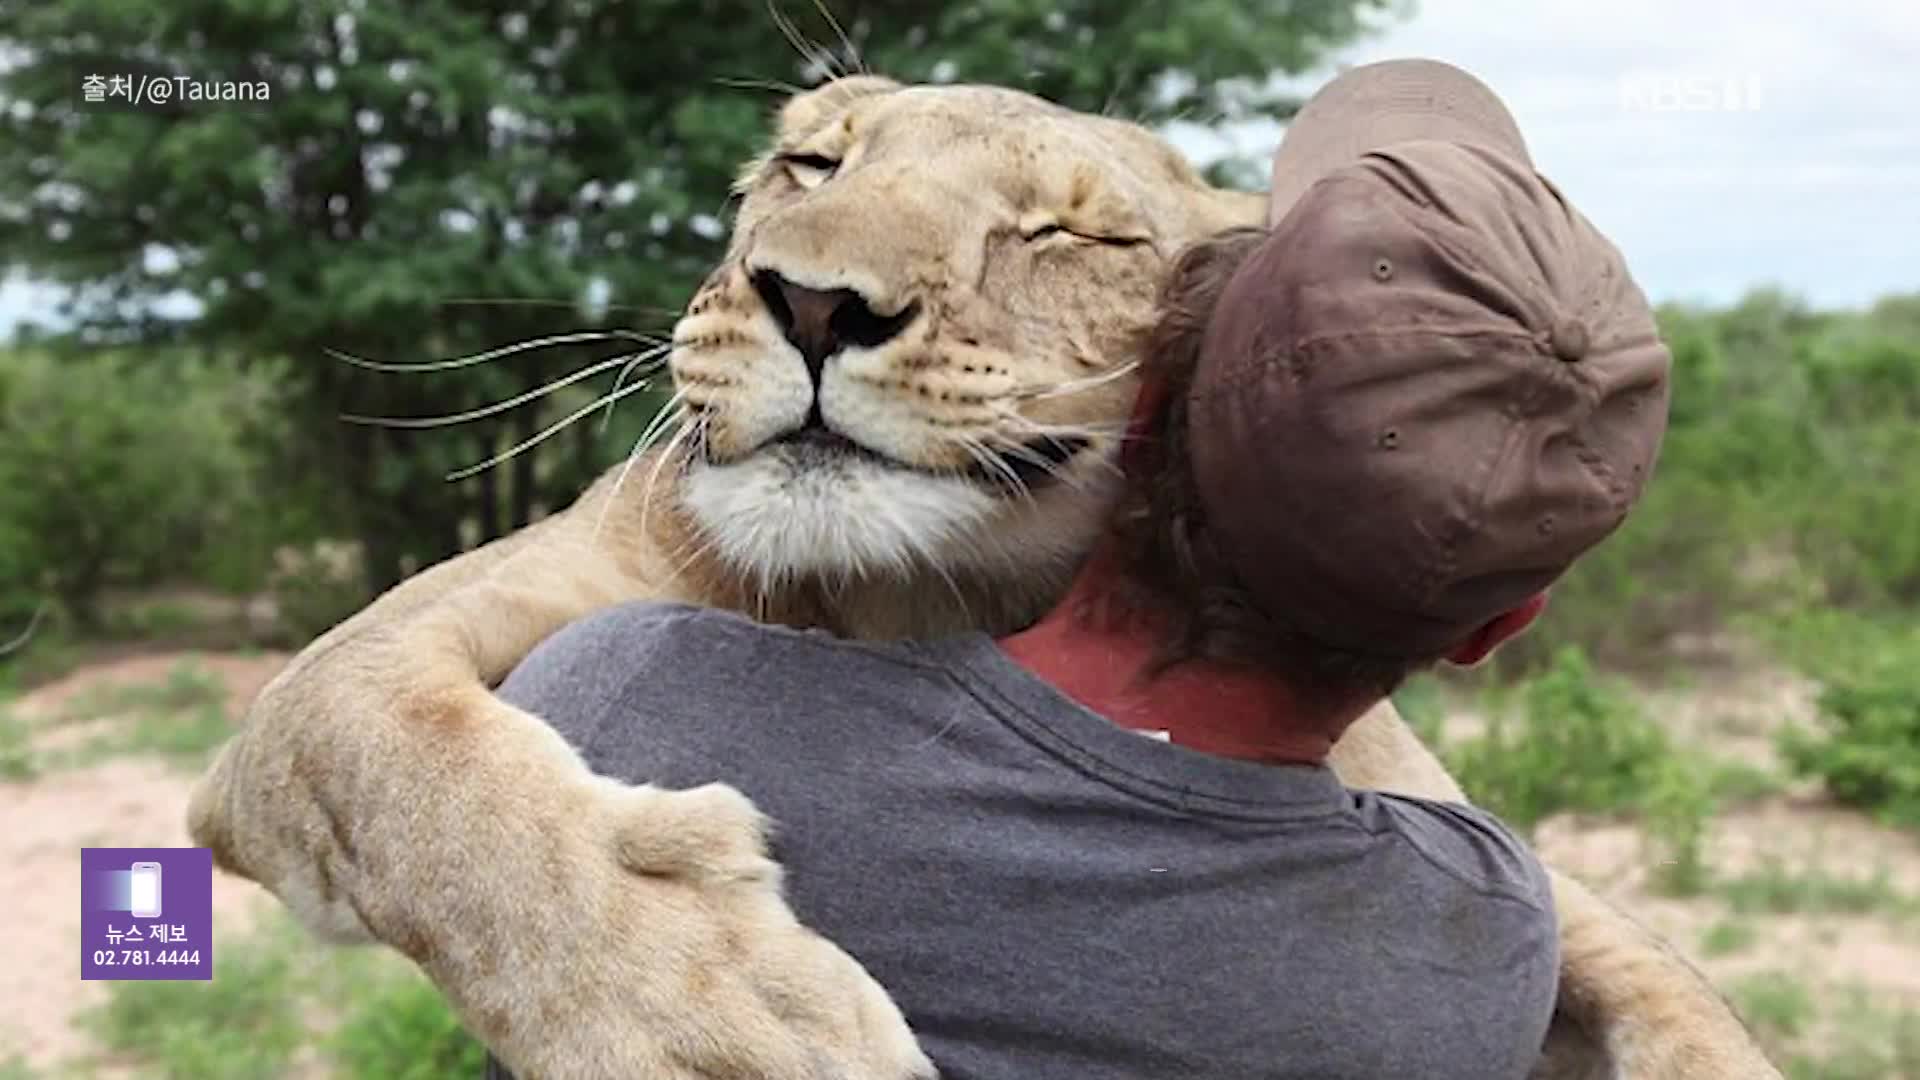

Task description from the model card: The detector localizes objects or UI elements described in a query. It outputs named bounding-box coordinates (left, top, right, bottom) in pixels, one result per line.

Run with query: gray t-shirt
left=483, top=602, right=1557, bottom=1080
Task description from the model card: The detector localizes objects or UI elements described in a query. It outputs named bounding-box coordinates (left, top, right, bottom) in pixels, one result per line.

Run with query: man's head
left=1112, top=59, right=1672, bottom=703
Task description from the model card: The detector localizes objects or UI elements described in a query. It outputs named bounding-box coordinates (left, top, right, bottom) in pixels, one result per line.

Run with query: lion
left=188, top=76, right=1777, bottom=1079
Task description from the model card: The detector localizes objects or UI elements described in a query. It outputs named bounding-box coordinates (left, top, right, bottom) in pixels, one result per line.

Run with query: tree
left=0, top=0, right=1400, bottom=594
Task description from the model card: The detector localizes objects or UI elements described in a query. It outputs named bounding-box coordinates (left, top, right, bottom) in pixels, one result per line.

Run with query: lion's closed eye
left=779, top=153, right=839, bottom=190
left=1021, top=220, right=1148, bottom=247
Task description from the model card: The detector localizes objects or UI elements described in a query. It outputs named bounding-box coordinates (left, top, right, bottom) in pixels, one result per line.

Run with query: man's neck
left=995, top=549, right=1364, bottom=765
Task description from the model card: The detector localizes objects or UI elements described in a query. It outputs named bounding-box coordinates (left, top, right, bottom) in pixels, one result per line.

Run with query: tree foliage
left=0, top=0, right=1397, bottom=591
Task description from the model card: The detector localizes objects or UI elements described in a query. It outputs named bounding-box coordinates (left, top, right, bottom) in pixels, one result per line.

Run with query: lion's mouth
left=964, top=433, right=1089, bottom=491
left=762, top=423, right=1087, bottom=491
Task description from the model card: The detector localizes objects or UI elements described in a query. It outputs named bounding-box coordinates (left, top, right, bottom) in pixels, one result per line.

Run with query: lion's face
left=667, top=77, right=1262, bottom=605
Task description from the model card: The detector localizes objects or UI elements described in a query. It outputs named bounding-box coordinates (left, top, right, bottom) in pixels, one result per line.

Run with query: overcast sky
left=1176, top=0, right=1918, bottom=310
left=2, top=0, right=1914, bottom=335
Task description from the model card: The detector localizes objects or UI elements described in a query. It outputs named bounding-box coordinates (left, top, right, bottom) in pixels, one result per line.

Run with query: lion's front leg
left=1329, top=703, right=1779, bottom=1079
left=195, top=671, right=931, bottom=1078
left=1540, top=869, right=1779, bottom=1079
left=188, top=474, right=662, bottom=941
left=186, top=482, right=934, bottom=1076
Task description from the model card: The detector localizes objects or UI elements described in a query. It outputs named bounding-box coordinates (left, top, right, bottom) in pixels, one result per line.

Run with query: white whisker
left=714, top=75, right=807, bottom=96
left=638, top=412, right=700, bottom=515
left=596, top=389, right=691, bottom=541
left=892, top=506, right=971, bottom=624
left=808, top=0, right=865, bottom=75
left=432, top=296, right=677, bottom=320
left=342, top=348, right=666, bottom=429
left=768, top=1, right=840, bottom=79
left=954, top=435, right=1037, bottom=506
left=328, top=330, right=664, bottom=374
left=599, top=349, right=675, bottom=434
left=1013, top=360, right=1141, bottom=401
left=445, top=377, right=656, bottom=482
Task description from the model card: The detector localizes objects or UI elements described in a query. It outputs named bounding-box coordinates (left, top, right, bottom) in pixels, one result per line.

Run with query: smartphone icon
left=129, top=862, right=162, bottom=919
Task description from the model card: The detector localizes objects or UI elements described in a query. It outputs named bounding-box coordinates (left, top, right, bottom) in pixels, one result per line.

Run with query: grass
left=56, top=662, right=227, bottom=726
left=1730, top=971, right=1818, bottom=1043
left=1702, top=757, right=1789, bottom=804
left=1769, top=983, right=1920, bottom=1080
left=72, top=913, right=483, bottom=1079
left=329, top=976, right=489, bottom=1079
left=1698, top=918, right=1758, bottom=957
left=1728, top=974, right=1920, bottom=1080
left=0, top=662, right=235, bottom=778
left=1794, top=999, right=1920, bottom=1080
left=1718, top=859, right=1918, bottom=919
left=80, top=920, right=310, bottom=1079
left=0, top=707, right=36, bottom=781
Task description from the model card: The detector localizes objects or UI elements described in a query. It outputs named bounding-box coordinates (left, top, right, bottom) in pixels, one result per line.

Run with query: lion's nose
left=751, top=270, right=918, bottom=386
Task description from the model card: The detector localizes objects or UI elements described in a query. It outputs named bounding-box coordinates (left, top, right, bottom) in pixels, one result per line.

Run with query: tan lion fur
left=188, top=76, right=1777, bottom=1079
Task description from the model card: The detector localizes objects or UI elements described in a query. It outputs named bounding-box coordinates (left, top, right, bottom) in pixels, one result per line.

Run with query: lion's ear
left=777, top=75, right=900, bottom=137
left=1195, top=188, right=1268, bottom=235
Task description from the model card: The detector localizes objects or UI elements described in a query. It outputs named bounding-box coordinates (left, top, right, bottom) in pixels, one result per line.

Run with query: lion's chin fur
left=676, top=450, right=1119, bottom=640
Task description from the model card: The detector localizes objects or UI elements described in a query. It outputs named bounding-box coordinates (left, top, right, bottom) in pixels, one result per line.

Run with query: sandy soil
left=0, top=652, right=287, bottom=1070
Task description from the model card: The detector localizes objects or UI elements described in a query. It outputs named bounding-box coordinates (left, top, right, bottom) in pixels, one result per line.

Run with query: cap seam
left=1188, top=328, right=1542, bottom=403
left=1364, top=150, right=1556, bottom=333
left=1418, top=366, right=1548, bottom=606
left=1253, top=149, right=1554, bottom=374
left=1560, top=372, right=1624, bottom=508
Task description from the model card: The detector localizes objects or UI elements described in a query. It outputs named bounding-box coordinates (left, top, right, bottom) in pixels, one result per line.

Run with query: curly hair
left=1104, top=227, right=1441, bottom=704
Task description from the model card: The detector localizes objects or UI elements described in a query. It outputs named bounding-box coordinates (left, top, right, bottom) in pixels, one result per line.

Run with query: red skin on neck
left=994, top=548, right=1363, bottom=765
left=998, top=375, right=1547, bottom=766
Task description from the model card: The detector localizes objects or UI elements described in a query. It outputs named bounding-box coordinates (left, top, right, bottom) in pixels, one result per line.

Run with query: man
left=487, top=58, right=1669, bottom=1079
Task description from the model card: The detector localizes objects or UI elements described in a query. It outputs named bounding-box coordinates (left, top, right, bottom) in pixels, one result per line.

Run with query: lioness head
left=667, top=76, right=1263, bottom=629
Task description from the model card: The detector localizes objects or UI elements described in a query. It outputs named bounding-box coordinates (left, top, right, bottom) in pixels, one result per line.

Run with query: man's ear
left=1119, top=371, right=1171, bottom=480
left=1445, top=592, right=1549, bottom=667
left=777, top=74, right=901, bottom=137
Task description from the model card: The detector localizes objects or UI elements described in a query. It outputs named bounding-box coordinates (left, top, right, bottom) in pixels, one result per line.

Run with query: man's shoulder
left=1349, top=791, right=1555, bottom=913
left=1317, top=791, right=1559, bottom=1027
left=526, top=600, right=921, bottom=665
left=496, top=602, right=746, bottom=719
left=535, top=600, right=749, bottom=652
left=499, top=600, right=938, bottom=721
left=511, top=601, right=806, bottom=680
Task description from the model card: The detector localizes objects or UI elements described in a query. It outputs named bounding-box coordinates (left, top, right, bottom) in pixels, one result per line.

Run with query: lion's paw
left=598, top=780, right=780, bottom=884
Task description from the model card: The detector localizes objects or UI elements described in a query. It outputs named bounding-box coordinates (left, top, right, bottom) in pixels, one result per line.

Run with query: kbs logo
left=1618, top=72, right=1765, bottom=113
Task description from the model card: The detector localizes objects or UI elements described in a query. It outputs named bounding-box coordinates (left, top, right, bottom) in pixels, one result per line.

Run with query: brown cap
left=1187, top=59, right=1672, bottom=659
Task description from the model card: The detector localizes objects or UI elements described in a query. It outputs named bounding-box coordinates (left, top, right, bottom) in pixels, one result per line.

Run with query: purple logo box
left=80, top=847, right=213, bottom=981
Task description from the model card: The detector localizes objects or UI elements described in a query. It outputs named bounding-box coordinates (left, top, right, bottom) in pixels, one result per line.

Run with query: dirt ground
left=0, top=653, right=287, bottom=1069
left=4, top=647, right=1918, bottom=1073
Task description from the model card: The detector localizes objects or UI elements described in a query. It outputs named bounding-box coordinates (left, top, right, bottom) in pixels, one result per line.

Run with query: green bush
left=1439, top=646, right=1721, bottom=889
left=0, top=352, right=280, bottom=630
left=1446, top=647, right=1673, bottom=829
left=1777, top=616, right=1920, bottom=830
